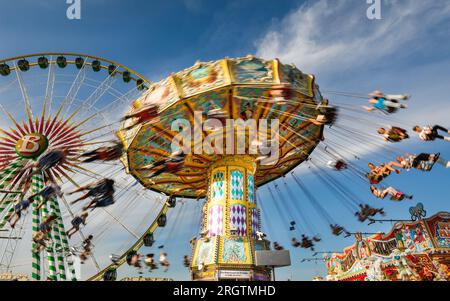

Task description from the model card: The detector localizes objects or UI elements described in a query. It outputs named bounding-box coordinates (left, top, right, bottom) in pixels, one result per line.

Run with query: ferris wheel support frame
left=87, top=198, right=171, bottom=281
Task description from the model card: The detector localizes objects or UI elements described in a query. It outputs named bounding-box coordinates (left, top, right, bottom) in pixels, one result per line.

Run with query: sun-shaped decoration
left=0, top=106, right=89, bottom=189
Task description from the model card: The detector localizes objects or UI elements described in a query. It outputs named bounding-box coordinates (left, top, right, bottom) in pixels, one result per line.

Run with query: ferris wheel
left=0, top=53, right=169, bottom=281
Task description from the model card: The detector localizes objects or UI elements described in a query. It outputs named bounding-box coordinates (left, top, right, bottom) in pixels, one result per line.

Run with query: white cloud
left=256, top=0, right=450, bottom=75
left=254, top=0, right=450, bottom=176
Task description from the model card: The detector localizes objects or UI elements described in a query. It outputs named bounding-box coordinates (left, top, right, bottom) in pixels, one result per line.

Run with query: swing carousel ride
left=326, top=211, right=450, bottom=281
left=0, top=53, right=448, bottom=281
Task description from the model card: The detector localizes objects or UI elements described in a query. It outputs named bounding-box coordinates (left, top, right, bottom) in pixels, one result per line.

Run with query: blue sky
left=0, top=0, right=449, bottom=281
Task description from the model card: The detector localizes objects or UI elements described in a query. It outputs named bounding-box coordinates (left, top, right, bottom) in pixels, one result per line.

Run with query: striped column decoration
left=40, top=192, right=58, bottom=281
left=49, top=197, right=67, bottom=280
left=0, top=159, right=25, bottom=217
left=51, top=198, right=77, bottom=281
left=0, top=182, right=27, bottom=230
left=31, top=170, right=42, bottom=281
left=0, top=158, right=24, bottom=188
left=0, top=195, right=19, bottom=228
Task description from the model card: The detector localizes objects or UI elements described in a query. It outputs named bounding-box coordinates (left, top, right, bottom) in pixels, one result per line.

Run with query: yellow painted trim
left=208, top=156, right=256, bottom=174
left=221, top=59, right=233, bottom=85
left=244, top=169, right=250, bottom=236
left=169, top=75, right=184, bottom=99
left=272, top=59, right=281, bottom=83
left=225, top=167, right=230, bottom=235
left=226, top=59, right=236, bottom=83
left=307, top=74, right=315, bottom=97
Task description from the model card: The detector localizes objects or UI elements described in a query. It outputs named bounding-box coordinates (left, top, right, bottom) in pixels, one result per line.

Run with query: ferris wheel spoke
left=44, top=56, right=56, bottom=111
left=89, top=112, right=120, bottom=138
left=66, top=164, right=118, bottom=188
left=79, top=67, right=119, bottom=111
left=72, top=85, right=142, bottom=141
left=60, top=57, right=88, bottom=118
left=81, top=140, right=114, bottom=147
left=13, top=63, right=34, bottom=126
left=72, top=119, right=110, bottom=138
left=40, top=57, right=56, bottom=133
left=0, top=77, right=17, bottom=95
left=75, top=76, right=145, bottom=134
left=101, top=208, right=139, bottom=240
left=64, top=163, right=114, bottom=181
left=96, top=86, right=142, bottom=116
left=61, top=79, right=123, bottom=133
left=0, top=207, right=28, bottom=272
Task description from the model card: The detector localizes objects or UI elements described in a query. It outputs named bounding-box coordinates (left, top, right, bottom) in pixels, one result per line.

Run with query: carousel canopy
left=118, top=56, right=324, bottom=198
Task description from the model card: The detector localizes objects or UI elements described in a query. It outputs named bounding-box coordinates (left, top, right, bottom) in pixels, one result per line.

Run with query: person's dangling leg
left=433, top=125, right=449, bottom=133
left=82, top=200, right=96, bottom=211
left=378, top=188, right=389, bottom=199
left=385, top=94, right=409, bottom=101
left=9, top=213, right=19, bottom=228
left=383, top=187, right=396, bottom=196
left=384, top=100, right=403, bottom=109
left=70, top=193, right=90, bottom=205
left=431, top=125, right=449, bottom=140
left=437, top=156, right=450, bottom=168
left=384, top=164, right=400, bottom=174
left=66, top=227, right=75, bottom=239
left=387, top=161, right=403, bottom=169
left=7, top=213, right=15, bottom=224
left=68, top=186, right=87, bottom=195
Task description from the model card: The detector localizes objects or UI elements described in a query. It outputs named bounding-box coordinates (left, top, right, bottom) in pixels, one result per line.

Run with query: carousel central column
left=190, top=155, right=271, bottom=281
